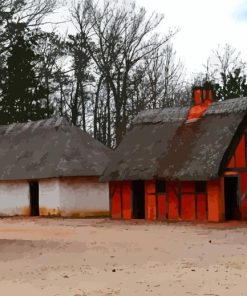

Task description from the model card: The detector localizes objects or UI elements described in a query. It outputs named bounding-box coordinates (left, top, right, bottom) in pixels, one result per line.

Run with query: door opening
left=132, top=180, right=145, bottom=219
left=29, top=181, right=39, bottom=216
left=224, top=176, right=240, bottom=220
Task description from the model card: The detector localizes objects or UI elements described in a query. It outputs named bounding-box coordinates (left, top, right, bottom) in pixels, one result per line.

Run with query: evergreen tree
left=214, top=68, right=247, bottom=101
left=0, top=33, right=53, bottom=124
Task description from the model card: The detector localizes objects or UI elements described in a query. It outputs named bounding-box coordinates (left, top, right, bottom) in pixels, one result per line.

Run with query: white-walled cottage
left=0, top=117, right=112, bottom=217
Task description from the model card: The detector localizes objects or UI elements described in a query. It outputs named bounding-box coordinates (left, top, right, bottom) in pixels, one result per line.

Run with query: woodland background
left=1, top=0, right=247, bottom=147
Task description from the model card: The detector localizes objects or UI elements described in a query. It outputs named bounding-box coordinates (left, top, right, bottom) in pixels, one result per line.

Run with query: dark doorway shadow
left=132, top=180, right=145, bottom=219
left=29, top=182, right=39, bottom=216
left=224, top=176, right=240, bottom=220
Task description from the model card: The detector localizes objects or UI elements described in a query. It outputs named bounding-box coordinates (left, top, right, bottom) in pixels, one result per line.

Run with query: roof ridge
left=133, top=106, right=190, bottom=124
left=132, top=97, right=247, bottom=124
left=205, top=97, right=247, bottom=115
left=0, top=117, right=70, bottom=135
left=0, top=116, right=70, bottom=127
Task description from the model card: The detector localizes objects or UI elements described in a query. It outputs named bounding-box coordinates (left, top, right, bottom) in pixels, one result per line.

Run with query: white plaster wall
left=0, top=177, right=109, bottom=217
left=39, top=178, right=60, bottom=215
left=59, top=177, right=109, bottom=215
left=0, top=181, right=29, bottom=216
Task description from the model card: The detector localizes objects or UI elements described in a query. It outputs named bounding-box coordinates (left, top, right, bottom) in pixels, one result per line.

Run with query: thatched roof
left=0, top=117, right=112, bottom=180
left=101, top=97, right=247, bottom=181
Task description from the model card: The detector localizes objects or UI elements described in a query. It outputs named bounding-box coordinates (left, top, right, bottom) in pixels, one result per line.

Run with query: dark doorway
left=224, top=176, right=240, bottom=220
left=29, top=182, right=39, bottom=216
left=132, top=180, right=145, bottom=219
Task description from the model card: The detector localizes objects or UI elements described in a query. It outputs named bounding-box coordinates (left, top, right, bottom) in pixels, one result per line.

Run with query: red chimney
left=193, top=86, right=213, bottom=106
left=187, top=85, right=213, bottom=122
left=194, top=88, right=203, bottom=105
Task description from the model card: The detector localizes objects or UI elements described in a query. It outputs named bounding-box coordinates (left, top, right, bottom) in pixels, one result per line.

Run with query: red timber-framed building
left=101, top=88, right=247, bottom=222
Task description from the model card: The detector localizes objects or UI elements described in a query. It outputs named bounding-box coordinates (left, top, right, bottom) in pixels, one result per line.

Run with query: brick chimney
left=193, top=86, right=213, bottom=106
left=187, top=85, right=213, bottom=122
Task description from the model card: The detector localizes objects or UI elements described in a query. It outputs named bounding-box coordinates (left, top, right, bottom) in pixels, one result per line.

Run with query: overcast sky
left=51, top=0, right=247, bottom=78
left=135, top=0, right=247, bottom=76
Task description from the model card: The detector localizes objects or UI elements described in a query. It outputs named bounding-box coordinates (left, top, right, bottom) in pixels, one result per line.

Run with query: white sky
left=48, top=0, right=247, bottom=78
left=135, top=0, right=247, bottom=76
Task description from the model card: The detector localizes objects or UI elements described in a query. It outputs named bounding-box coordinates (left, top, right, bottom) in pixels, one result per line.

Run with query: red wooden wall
left=109, top=130, right=247, bottom=222
left=240, top=171, right=247, bottom=219
left=122, top=181, right=132, bottom=219
left=110, top=181, right=122, bottom=219
left=167, top=181, right=179, bottom=220
left=227, top=133, right=246, bottom=169
left=207, top=179, right=224, bottom=222
left=110, top=181, right=132, bottom=219
left=226, top=131, right=247, bottom=219
left=145, top=181, right=156, bottom=220
left=110, top=179, right=221, bottom=221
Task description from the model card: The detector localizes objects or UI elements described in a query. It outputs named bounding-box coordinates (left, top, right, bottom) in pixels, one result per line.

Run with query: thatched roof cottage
left=0, top=117, right=112, bottom=217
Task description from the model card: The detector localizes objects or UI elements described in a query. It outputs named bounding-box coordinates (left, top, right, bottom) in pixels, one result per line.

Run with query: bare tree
left=32, top=31, right=67, bottom=114
left=147, top=44, right=185, bottom=107
left=201, top=44, right=245, bottom=84
left=191, top=44, right=247, bottom=101
left=71, top=0, right=176, bottom=145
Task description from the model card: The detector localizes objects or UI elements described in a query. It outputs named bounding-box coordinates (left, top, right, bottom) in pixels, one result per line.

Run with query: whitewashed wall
left=0, top=177, right=109, bottom=217
left=0, top=181, right=29, bottom=216
left=59, top=177, right=109, bottom=217
left=39, top=179, right=60, bottom=216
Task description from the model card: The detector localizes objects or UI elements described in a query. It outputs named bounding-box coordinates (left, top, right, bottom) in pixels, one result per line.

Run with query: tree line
left=0, top=0, right=247, bottom=148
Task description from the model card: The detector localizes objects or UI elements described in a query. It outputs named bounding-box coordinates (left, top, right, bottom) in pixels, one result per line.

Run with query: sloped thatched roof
left=101, top=97, right=247, bottom=181
left=0, top=117, right=112, bottom=180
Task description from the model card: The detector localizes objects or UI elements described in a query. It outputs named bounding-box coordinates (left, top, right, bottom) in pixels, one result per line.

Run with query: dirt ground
left=0, top=218, right=247, bottom=296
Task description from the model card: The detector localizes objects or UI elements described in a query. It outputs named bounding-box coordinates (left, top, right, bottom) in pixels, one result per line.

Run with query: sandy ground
left=0, top=219, right=247, bottom=295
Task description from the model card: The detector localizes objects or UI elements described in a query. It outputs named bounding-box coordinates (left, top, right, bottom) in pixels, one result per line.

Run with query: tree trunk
left=106, top=81, right=111, bottom=147
left=94, top=75, right=103, bottom=138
